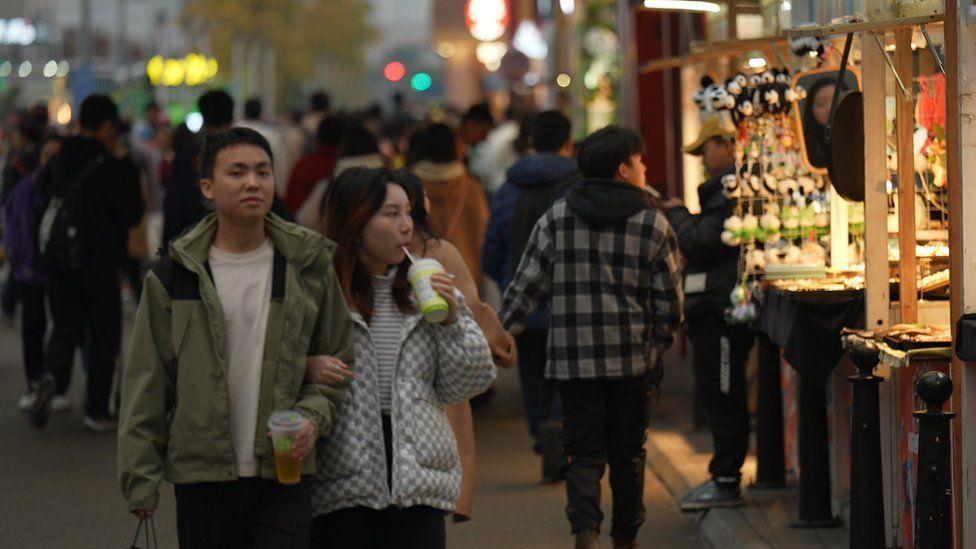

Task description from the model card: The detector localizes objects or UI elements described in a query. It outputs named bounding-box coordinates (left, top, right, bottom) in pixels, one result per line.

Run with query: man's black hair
left=462, top=102, right=494, bottom=126
left=532, top=110, right=572, bottom=153
left=144, top=101, right=160, bottom=113
left=244, top=97, right=262, bottom=120
left=339, top=126, right=380, bottom=157
left=200, top=127, right=273, bottom=179
left=411, top=123, right=457, bottom=164
left=310, top=91, right=331, bottom=112
left=576, top=125, right=645, bottom=180
left=317, top=116, right=344, bottom=146
left=78, top=94, right=119, bottom=132
left=198, top=89, right=234, bottom=129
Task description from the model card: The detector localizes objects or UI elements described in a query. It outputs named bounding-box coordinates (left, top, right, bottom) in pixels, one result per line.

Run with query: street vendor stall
left=782, top=3, right=960, bottom=546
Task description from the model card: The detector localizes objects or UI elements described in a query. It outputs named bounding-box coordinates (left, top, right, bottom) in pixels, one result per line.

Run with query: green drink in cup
left=404, top=252, right=451, bottom=324
left=267, top=411, right=304, bottom=484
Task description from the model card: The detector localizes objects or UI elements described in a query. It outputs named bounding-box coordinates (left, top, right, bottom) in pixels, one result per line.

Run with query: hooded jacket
left=414, top=160, right=489, bottom=288
left=118, top=213, right=355, bottom=512
left=500, top=177, right=684, bottom=380
left=483, top=153, right=580, bottom=332
left=664, top=167, right=740, bottom=320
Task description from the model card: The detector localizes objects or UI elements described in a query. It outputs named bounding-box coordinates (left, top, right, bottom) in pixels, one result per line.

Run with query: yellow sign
left=146, top=53, right=219, bottom=87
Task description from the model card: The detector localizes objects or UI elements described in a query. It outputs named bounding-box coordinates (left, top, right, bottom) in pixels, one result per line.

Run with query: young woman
left=308, top=167, right=496, bottom=548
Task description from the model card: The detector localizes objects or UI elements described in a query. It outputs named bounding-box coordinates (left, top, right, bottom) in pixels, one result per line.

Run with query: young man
left=118, top=127, right=355, bottom=548
left=500, top=126, right=683, bottom=549
left=29, top=94, right=144, bottom=430
left=484, top=110, right=581, bottom=482
left=163, top=90, right=292, bottom=250
left=662, top=118, right=755, bottom=510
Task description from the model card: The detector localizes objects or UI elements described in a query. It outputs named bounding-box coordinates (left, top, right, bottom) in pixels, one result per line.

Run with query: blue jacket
left=483, top=153, right=579, bottom=332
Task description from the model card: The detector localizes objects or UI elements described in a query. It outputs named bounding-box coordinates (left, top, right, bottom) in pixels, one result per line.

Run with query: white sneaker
left=83, top=416, right=117, bottom=433
left=51, top=395, right=72, bottom=413
left=17, top=392, right=37, bottom=412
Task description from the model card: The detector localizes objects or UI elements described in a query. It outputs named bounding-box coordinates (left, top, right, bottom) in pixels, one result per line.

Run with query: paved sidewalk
left=647, top=393, right=847, bottom=549
left=0, top=304, right=707, bottom=548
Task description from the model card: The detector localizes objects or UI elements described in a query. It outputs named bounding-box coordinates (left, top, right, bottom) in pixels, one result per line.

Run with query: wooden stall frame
left=945, top=0, right=976, bottom=546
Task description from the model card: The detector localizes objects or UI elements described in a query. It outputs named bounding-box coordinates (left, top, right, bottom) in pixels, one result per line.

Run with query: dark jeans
left=174, top=478, right=311, bottom=549
left=515, top=330, right=562, bottom=449
left=43, top=268, right=121, bottom=418
left=687, top=312, right=755, bottom=484
left=17, top=282, right=47, bottom=391
left=311, top=506, right=446, bottom=549
left=558, top=372, right=652, bottom=542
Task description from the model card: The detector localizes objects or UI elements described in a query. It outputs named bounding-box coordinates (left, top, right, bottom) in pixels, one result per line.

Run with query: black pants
left=43, top=268, right=121, bottom=418
left=515, top=330, right=561, bottom=448
left=558, top=372, right=652, bottom=542
left=17, top=282, right=48, bottom=391
left=311, top=506, right=446, bottom=549
left=174, top=478, right=311, bottom=549
left=687, top=312, right=755, bottom=484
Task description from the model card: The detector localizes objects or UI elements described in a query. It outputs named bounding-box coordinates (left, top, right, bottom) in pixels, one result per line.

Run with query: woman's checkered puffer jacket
left=310, top=296, right=496, bottom=516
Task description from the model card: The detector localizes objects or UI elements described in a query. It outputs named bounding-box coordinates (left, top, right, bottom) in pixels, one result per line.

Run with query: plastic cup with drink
left=402, top=247, right=451, bottom=324
left=267, top=410, right=304, bottom=484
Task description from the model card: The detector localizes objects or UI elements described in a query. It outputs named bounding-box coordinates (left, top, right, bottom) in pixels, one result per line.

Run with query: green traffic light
left=411, top=72, right=432, bottom=92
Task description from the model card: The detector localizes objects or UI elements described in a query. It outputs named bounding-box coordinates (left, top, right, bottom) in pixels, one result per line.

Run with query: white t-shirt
left=209, top=239, right=274, bottom=477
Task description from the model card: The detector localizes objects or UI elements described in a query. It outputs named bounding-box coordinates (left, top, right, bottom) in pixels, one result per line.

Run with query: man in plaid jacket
left=500, top=126, right=683, bottom=549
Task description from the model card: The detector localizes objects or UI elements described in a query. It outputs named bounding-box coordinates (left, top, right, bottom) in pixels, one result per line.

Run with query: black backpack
left=37, top=154, right=104, bottom=271
left=510, top=171, right=581, bottom=270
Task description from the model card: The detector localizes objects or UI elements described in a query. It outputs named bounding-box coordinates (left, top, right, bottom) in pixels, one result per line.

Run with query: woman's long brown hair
left=321, top=167, right=416, bottom=322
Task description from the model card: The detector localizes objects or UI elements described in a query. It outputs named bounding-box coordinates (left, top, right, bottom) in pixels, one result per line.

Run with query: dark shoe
left=539, top=420, right=564, bottom=483
left=612, top=541, right=639, bottom=549
left=29, top=375, right=57, bottom=429
left=679, top=480, right=744, bottom=511
left=574, top=529, right=602, bottom=549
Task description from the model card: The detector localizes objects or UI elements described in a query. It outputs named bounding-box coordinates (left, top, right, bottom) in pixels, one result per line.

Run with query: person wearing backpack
left=483, top=110, right=580, bottom=483
left=3, top=134, right=63, bottom=412
left=29, top=95, right=144, bottom=432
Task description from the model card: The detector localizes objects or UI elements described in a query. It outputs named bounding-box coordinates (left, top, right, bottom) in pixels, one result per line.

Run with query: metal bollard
left=914, top=370, right=955, bottom=549
left=847, top=344, right=885, bottom=549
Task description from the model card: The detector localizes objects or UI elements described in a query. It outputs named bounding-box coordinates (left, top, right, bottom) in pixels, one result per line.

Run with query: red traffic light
left=384, top=61, right=406, bottom=83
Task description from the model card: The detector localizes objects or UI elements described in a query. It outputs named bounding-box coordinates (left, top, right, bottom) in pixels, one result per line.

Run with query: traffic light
left=384, top=61, right=406, bottom=83
left=411, top=72, right=432, bottom=92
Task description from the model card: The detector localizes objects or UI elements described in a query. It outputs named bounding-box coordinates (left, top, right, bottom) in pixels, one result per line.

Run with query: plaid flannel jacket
left=500, top=199, right=684, bottom=381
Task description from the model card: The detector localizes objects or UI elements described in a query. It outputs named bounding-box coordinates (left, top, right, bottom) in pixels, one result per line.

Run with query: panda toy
left=789, top=35, right=826, bottom=60
left=774, top=69, right=793, bottom=114
left=692, top=76, right=713, bottom=111
left=747, top=73, right=765, bottom=116
left=726, top=73, right=750, bottom=122
left=759, top=69, right=780, bottom=113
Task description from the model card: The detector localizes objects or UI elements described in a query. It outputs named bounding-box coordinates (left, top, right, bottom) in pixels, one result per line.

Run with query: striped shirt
left=370, top=271, right=405, bottom=412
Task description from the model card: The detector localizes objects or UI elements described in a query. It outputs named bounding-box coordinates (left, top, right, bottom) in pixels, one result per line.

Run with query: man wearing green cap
left=662, top=117, right=755, bottom=510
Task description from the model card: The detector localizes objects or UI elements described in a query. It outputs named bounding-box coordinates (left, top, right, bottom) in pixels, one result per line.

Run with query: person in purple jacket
left=3, top=134, right=63, bottom=412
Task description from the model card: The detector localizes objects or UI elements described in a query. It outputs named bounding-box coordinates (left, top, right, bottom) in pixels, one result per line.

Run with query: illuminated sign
left=0, top=18, right=37, bottom=46
left=146, top=54, right=219, bottom=87
left=466, top=0, right=509, bottom=42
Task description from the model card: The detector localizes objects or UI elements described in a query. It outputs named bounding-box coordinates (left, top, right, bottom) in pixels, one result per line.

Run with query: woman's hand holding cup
left=429, top=272, right=459, bottom=326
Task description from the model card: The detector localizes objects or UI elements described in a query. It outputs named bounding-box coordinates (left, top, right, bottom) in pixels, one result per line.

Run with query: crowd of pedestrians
left=0, top=85, right=761, bottom=548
